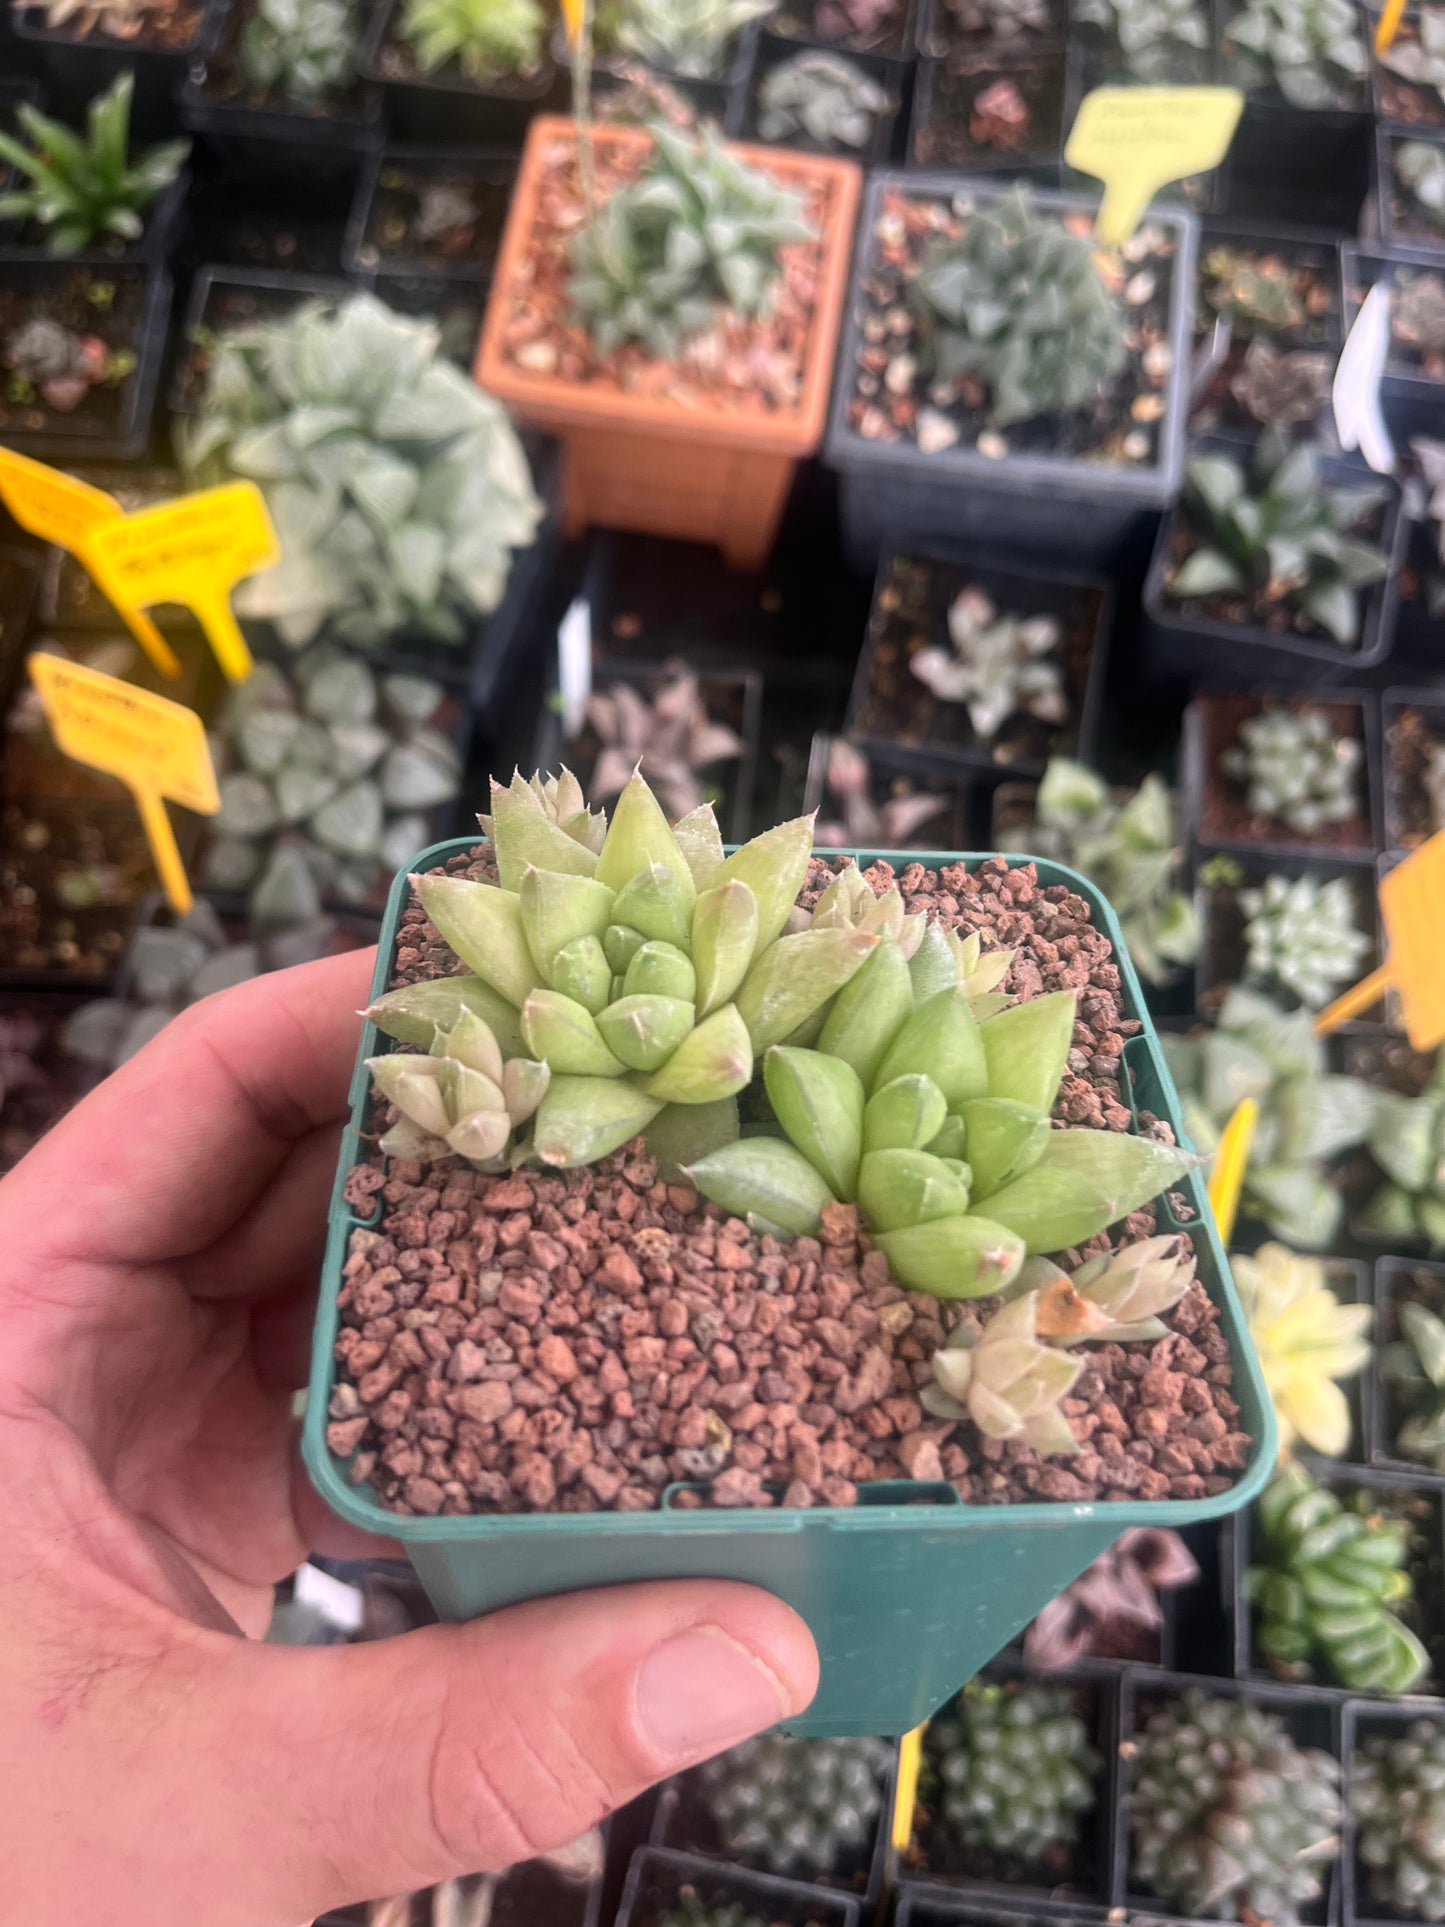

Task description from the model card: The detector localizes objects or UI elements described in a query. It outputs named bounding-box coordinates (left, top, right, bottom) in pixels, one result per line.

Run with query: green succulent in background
left=1128, top=1688, right=1341, bottom=1924
left=1360, top=1063, right=1445, bottom=1250
left=599, top=0, right=769, bottom=75
left=1383, top=1298, right=1445, bottom=1469
left=1170, top=439, right=1391, bottom=649
left=181, top=294, right=541, bottom=651
left=238, top=0, right=360, bottom=104
left=1201, top=245, right=1308, bottom=335
left=922, top=1678, right=1100, bottom=1866
left=1397, top=140, right=1445, bottom=233
left=755, top=50, right=889, bottom=150
left=1229, top=339, right=1334, bottom=434
left=1225, top=0, right=1368, bottom=108
left=1248, top=1462, right=1430, bottom=1695
left=696, top=1735, right=890, bottom=1877
left=1161, top=986, right=1376, bottom=1249
left=1237, top=871, right=1372, bottom=1011
left=398, top=0, right=545, bottom=76
left=568, top=122, right=814, bottom=359
left=907, top=185, right=1130, bottom=428
left=205, top=650, right=462, bottom=905
left=1219, top=706, right=1363, bottom=838
left=1394, top=272, right=1445, bottom=359
left=909, top=584, right=1066, bottom=743
left=1072, top=0, right=1210, bottom=82
left=0, top=73, right=188, bottom=256
left=1020, top=758, right=1197, bottom=987
left=1232, top=1243, right=1371, bottom=1459
left=1352, top=1719, right=1445, bottom=1920
left=1381, top=12, right=1445, bottom=110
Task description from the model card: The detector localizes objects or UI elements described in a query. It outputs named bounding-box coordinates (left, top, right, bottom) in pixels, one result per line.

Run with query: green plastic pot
left=303, top=843, right=1277, bottom=1737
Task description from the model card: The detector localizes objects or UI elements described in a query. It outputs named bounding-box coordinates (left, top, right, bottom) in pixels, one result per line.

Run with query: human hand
left=0, top=950, right=818, bottom=1926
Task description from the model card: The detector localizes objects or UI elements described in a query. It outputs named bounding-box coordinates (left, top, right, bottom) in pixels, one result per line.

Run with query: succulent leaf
left=522, top=988, right=628, bottom=1076
left=959, top=1096, right=1051, bottom=1196
left=978, top=990, right=1075, bottom=1113
left=519, top=866, right=615, bottom=975
left=818, top=938, right=917, bottom=1089
left=857, top=1148, right=972, bottom=1232
left=597, top=993, right=696, bottom=1072
left=643, top=1002, right=753, bottom=1102
left=982, top=1129, right=1197, bottom=1252
left=862, top=1072, right=949, bottom=1154
left=874, top=986, right=989, bottom=1111
left=874, top=1215, right=1026, bottom=1297
left=685, top=1136, right=838, bottom=1236
left=765, top=1045, right=866, bottom=1200
left=735, top=927, right=879, bottom=1053
left=364, top=973, right=527, bottom=1057
left=533, top=1074, right=665, bottom=1166
left=411, top=874, right=539, bottom=1007
left=692, top=878, right=761, bottom=1015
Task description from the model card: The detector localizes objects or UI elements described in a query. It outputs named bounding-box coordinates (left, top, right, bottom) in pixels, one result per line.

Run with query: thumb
left=201, top=1579, right=818, bottom=1925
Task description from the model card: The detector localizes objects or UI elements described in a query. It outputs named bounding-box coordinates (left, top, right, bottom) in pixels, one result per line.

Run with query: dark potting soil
left=854, top=552, right=1100, bottom=769
left=0, top=999, right=92, bottom=1174
left=175, top=280, right=326, bottom=410
left=0, top=799, right=151, bottom=977
left=197, top=0, right=372, bottom=113
left=1377, top=29, right=1445, bottom=131
left=845, top=188, right=1177, bottom=472
left=357, top=162, right=514, bottom=276
left=769, top=0, right=912, bottom=59
left=1191, top=239, right=1339, bottom=433
left=913, top=53, right=1064, bottom=170
left=1198, top=695, right=1372, bottom=852
left=1385, top=703, right=1445, bottom=851
left=0, top=550, right=34, bottom=690
left=0, top=265, right=147, bottom=441
left=925, top=0, right=1065, bottom=54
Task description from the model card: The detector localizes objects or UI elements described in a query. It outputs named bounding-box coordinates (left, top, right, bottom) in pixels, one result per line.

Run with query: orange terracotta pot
left=476, top=115, right=861, bottom=571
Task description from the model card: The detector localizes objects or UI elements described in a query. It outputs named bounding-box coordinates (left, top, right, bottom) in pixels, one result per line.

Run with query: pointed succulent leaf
left=447, top=1109, right=511, bottom=1163
left=961, top=1097, right=1052, bottom=1198
left=672, top=803, right=727, bottom=890
left=435, top=1007, right=504, bottom=1085
left=364, top=974, right=527, bottom=1059
left=488, top=779, right=600, bottom=891
left=519, top=867, right=615, bottom=976
left=863, top=1072, right=949, bottom=1154
left=691, top=878, right=761, bottom=1016
left=687, top=1136, right=837, bottom=1237
left=874, top=1215, right=1027, bottom=1298
left=379, top=1116, right=448, bottom=1160
left=411, top=874, right=538, bottom=1008
left=979, top=990, right=1076, bottom=1112
left=928, top=1113, right=969, bottom=1159
left=595, top=771, right=696, bottom=903
left=875, top=986, right=989, bottom=1111
left=765, top=1045, right=865, bottom=1200
left=646, top=1096, right=740, bottom=1179
left=502, top=1055, right=550, bottom=1124
left=857, top=1148, right=972, bottom=1233
left=1401, top=1301, right=1445, bottom=1390
left=644, top=1003, right=753, bottom=1103
left=534, top=1074, right=665, bottom=1167
left=370, top=1057, right=453, bottom=1139
left=609, top=864, right=696, bottom=948
left=603, top=923, right=645, bottom=974
left=909, top=920, right=962, bottom=1005
left=549, top=934, right=613, bottom=1013
left=521, top=988, right=628, bottom=1077
left=624, top=941, right=697, bottom=1003
left=735, top=927, right=879, bottom=1053
left=817, top=938, right=916, bottom=1090
left=597, top=994, right=696, bottom=1073
left=715, top=814, right=814, bottom=950
left=983, top=1129, right=1198, bottom=1253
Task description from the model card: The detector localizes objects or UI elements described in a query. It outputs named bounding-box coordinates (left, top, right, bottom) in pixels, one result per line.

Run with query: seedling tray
left=1342, top=1696, right=1445, bottom=1927
left=303, top=844, right=1274, bottom=1737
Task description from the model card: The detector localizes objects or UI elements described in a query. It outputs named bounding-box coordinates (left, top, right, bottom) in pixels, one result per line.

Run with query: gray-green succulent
left=1229, top=338, right=1333, bottom=433
left=1397, top=139, right=1445, bottom=234
left=238, top=0, right=359, bottom=103
left=398, top=0, right=545, bottom=77
left=1225, top=0, right=1369, bottom=109
left=1072, top=0, right=1210, bottom=83
left=1352, top=1719, right=1445, bottom=1920
left=568, top=121, right=814, bottom=359
left=1380, top=11, right=1445, bottom=111
left=1360, top=1060, right=1445, bottom=1251
left=1219, top=706, right=1363, bottom=838
left=906, top=184, right=1130, bottom=429
left=755, top=50, right=888, bottom=150
left=923, top=1678, right=1101, bottom=1866
left=697, top=1736, right=890, bottom=1876
left=1238, top=870, right=1372, bottom=1011
left=910, top=584, right=1066, bottom=742
left=1383, top=1297, right=1445, bottom=1467
left=599, top=0, right=769, bottom=75
left=180, top=293, right=542, bottom=651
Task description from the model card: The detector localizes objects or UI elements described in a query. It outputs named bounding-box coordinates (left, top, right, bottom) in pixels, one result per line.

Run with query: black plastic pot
left=1184, top=688, right=1385, bottom=863
left=764, top=0, right=916, bottom=66
left=1114, top=1667, right=1345, bottom=1922
left=621, top=1847, right=863, bottom=1927
left=1341, top=241, right=1445, bottom=446
left=8, top=6, right=204, bottom=140
left=1377, top=124, right=1445, bottom=255
left=736, top=34, right=901, bottom=161
left=364, top=265, right=489, bottom=366
left=802, top=729, right=982, bottom=851
left=1222, top=1457, right=1445, bottom=1697
left=0, top=252, right=170, bottom=460
left=0, top=170, right=188, bottom=270
left=167, top=262, right=352, bottom=417
left=1141, top=440, right=1406, bottom=694
left=1344, top=1697, right=1445, bottom=1927
left=913, top=0, right=1064, bottom=59
left=823, top=175, right=1199, bottom=573
left=315, top=1850, right=606, bottom=1927
left=1381, top=686, right=1445, bottom=857
left=1193, top=847, right=1384, bottom=1026
left=1369, top=1257, right=1445, bottom=1479
left=1006, top=1556, right=1185, bottom=1669
left=344, top=143, right=517, bottom=280
left=363, top=0, right=559, bottom=143
left=1372, top=5, right=1445, bottom=131
left=845, top=544, right=1111, bottom=784
left=551, top=16, right=759, bottom=129
left=906, top=43, right=1064, bottom=175
left=894, top=1887, right=1105, bottom=1927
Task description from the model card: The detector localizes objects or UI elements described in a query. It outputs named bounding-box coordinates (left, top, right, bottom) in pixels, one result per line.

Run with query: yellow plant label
left=82, top=480, right=279, bottom=685
left=1065, top=86, right=1244, bottom=243
left=28, top=652, right=219, bottom=915
left=0, top=447, right=181, bottom=679
left=1315, top=830, right=1445, bottom=1048
left=891, top=1724, right=925, bottom=1850
left=1376, top=0, right=1407, bottom=53
left=561, top=0, right=583, bottom=40
left=1207, top=1098, right=1258, bottom=1248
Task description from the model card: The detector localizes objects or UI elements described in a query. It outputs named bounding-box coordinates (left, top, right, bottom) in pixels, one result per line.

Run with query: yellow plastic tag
left=1315, top=830, right=1445, bottom=1049
left=1207, top=1098, right=1258, bottom=1249
left=891, top=1724, right=925, bottom=1850
left=1376, top=0, right=1407, bottom=54
left=1065, top=86, right=1245, bottom=243
left=561, top=0, right=585, bottom=43
left=81, top=481, right=279, bottom=685
left=27, top=653, right=219, bottom=915
left=0, top=447, right=181, bottom=679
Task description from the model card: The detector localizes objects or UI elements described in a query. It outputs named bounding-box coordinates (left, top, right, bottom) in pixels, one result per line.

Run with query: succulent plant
left=1024, top=1526, right=1200, bottom=1668
left=369, top=1007, right=550, bottom=1166
left=1229, top=338, right=1333, bottom=433
left=1238, top=870, right=1372, bottom=1011
left=10, top=0, right=172, bottom=39
left=1018, top=1232, right=1199, bottom=1342
left=1394, top=272, right=1445, bottom=359
left=397, top=0, right=545, bottom=77
left=2, top=316, right=131, bottom=412
left=1383, top=1298, right=1445, bottom=1471
left=1352, top=1719, right=1445, bottom=1920
left=205, top=650, right=462, bottom=905
left=1072, top=0, right=1209, bottom=82
left=1022, top=759, right=1197, bottom=987
left=238, top=0, right=360, bottom=103
left=1248, top=1462, right=1430, bottom=1695
left=755, top=50, right=888, bottom=149
left=923, top=1677, right=1100, bottom=1866
left=696, top=1735, right=890, bottom=1876
left=0, top=73, right=187, bottom=255
left=943, top=0, right=1051, bottom=39
left=1128, top=1688, right=1341, bottom=1923
left=923, top=1292, right=1085, bottom=1452
left=1397, top=139, right=1445, bottom=233
left=1380, top=10, right=1445, bottom=109
left=967, top=76, right=1030, bottom=151
left=1201, top=246, right=1310, bottom=336
left=1220, top=706, right=1363, bottom=838
left=1225, top=0, right=1369, bottom=109
left=581, top=670, right=744, bottom=824
left=1171, top=438, right=1391, bottom=649
left=599, top=0, right=769, bottom=76
left=180, top=293, right=541, bottom=651
left=1361, top=1066, right=1445, bottom=1250
left=1161, top=986, right=1376, bottom=1249
left=909, top=585, right=1066, bottom=742
left=906, top=185, right=1129, bottom=428
left=688, top=940, right=1197, bottom=1296
left=1230, top=1242, right=1371, bottom=1459
left=814, top=738, right=953, bottom=850
left=568, top=122, right=813, bottom=359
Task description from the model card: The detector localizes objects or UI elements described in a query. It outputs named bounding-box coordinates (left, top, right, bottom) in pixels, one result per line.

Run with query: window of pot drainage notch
left=0, top=264, right=148, bottom=437
left=912, top=52, right=1065, bottom=170
left=1384, top=699, right=1445, bottom=852
left=355, top=161, right=516, bottom=277
left=1198, top=694, right=1373, bottom=854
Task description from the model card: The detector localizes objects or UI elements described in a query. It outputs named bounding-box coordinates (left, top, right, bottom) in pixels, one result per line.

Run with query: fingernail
left=636, top=1627, right=791, bottom=1762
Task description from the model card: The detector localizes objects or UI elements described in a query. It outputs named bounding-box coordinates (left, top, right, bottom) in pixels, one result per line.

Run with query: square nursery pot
left=1221, top=1458, right=1445, bottom=1696
left=1113, top=1668, right=1346, bottom=1922
left=1373, top=7, right=1445, bottom=131
left=0, top=253, right=170, bottom=461
left=1369, top=1256, right=1445, bottom=1478
left=734, top=36, right=902, bottom=165
left=553, top=17, right=762, bottom=129
left=1141, top=440, right=1406, bottom=692
left=1382, top=687, right=1445, bottom=857
left=8, top=3, right=205, bottom=141
left=343, top=145, right=518, bottom=282
left=1343, top=1697, right=1445, bottom=1927
left=167, top=263, right=352, bottom=416
left=365, top=267, right=490, bottom=369
left=476, top=118, right=862, bottom=572
left=302, top=839, right=1275, bottom=1739
left=361, top=0, right=559, bottom=145
left=1193, top=848, right=1385, bottom=1028
left=179, top=0, right=385, bottom=184
left=312, top=1848, right=606, bottom=1927
left=763, top=0, right=917, bottom=69
left=1377, top=125, right=1445, bottom=256
left=845, top=546, right=1111, bottom=784
left=1183, top=689, right=1384, bottom=863
left=801, top=730, right=981, bottom=854
left=907, top=43, right=1065, bottom=177
left=894, top=1891, right=1110, bottom=1927
left=620, top=1847, right=864, bottom=1927
left=1341, top=242, right=1445, bottom=445
left=823, top=175, right=1199, bottom=574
